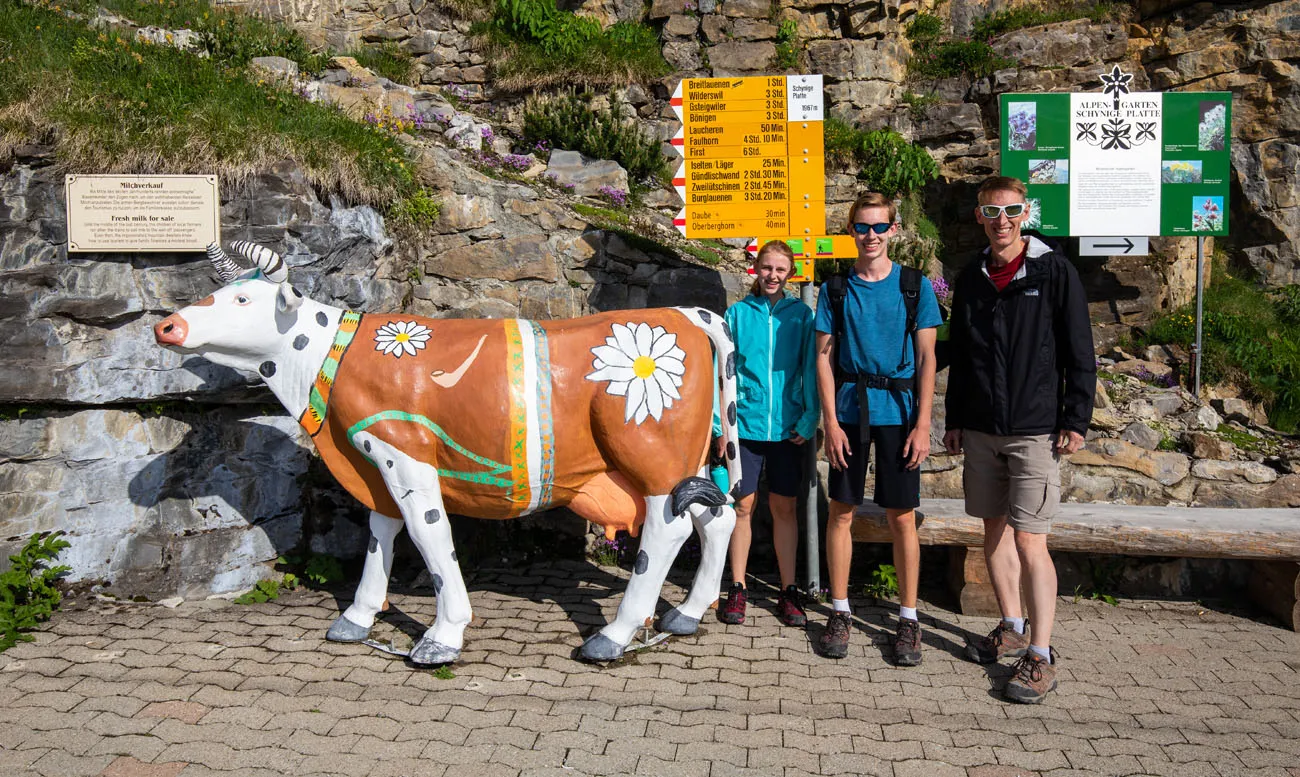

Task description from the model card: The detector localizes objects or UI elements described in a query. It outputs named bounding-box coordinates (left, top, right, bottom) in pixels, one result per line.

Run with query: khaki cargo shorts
left=962, top=431, right=1061, bottom=534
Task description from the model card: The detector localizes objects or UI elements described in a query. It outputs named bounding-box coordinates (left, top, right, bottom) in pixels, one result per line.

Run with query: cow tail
left=675, top=307, right=741, bottom=502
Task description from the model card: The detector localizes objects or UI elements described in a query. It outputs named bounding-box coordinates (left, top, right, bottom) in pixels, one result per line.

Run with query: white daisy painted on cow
left=587, top=322, right=686, bottom=424
left=374, top=320, right=430, bottom=358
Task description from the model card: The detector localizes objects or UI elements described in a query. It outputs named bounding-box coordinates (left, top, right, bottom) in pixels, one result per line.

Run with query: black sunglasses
left=851, top=222, right=892, bottom=235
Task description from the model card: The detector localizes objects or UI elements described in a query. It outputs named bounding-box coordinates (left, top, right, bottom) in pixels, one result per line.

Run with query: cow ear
left=276, top=281, right=303, bottom=314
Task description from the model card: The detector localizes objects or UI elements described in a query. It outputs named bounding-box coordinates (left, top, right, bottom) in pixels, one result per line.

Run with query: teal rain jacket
left=723, top=293, right=820, bottom=442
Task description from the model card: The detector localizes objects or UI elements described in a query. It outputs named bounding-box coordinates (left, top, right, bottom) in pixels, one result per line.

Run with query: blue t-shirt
left=814, top=264, right=942, bottom=426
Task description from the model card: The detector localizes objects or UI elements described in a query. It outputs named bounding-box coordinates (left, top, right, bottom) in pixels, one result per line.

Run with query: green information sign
left=999, top=69, right=1230, bottom=237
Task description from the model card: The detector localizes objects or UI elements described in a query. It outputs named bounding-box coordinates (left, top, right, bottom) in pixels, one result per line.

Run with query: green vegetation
left=1, top=532, right=71, bottom=652
left=679, top=242, right=724, bottom=266
left=571, top=202, right=632, bottom=227
left=771, top=19, right=800, bottom=70
left=862, top=564, right=899, bottom=600
left=900, top=89, right=941, bottom=119
left=432, top=665, right=456, bottom=679
left=1141, top=258, right=1300, bottom=432
left=389, top=188, right=443, bottom=232
left=234, top=575, right=297, bottom=604
left=278, top=553, right=347, bottom=587
left=823, top=120, right=939, bottom=198
left=348, top=42, right=417, bottom=86
left=905, top=12, right=1013, bottom=79
left=971, top=3, right=1126, bottom=40
left=2, top=1, right=437, bottom=236
left=1215, top=423, right=1265, bottom=452
left=522, top=92, right=671, bottom=185
left=479, top=0, right=669, bottom=90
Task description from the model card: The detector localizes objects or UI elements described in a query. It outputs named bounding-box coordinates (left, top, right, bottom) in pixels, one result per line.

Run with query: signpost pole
left=800, top=281, right=820, bottom=596
left=1193, top=235, right=1205, bottom=397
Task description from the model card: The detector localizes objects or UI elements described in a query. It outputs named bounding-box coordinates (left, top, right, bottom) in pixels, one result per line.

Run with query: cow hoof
left=578, top=632, right=625, bottom=663
left=325, top=615, right=370, bottom=643
left=659, top=608, right=700, bottom=636
left=409, top=637, right=460, bottom=666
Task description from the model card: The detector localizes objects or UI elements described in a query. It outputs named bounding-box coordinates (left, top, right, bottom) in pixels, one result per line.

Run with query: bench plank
left=853, top=499, right=1300, bottom=561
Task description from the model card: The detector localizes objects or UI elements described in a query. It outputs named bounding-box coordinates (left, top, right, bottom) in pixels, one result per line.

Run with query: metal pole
left=800, top=280, right=820, bottom=595
left=1193, top=236, right=1205, bottom=397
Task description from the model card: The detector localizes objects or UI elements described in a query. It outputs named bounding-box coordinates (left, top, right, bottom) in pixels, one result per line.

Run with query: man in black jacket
left=943, top=176, right=1095, bottom=704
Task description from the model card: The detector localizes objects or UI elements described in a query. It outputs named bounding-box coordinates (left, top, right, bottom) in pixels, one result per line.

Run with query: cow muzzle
left=154, top=314, right=189, bottom=347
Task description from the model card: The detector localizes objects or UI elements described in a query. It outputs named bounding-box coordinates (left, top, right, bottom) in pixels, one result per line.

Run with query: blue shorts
left=736, top=439, right=805, bottom=499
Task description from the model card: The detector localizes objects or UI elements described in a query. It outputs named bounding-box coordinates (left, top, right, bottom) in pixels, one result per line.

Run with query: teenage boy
left=943, top=176, right=1095, bottom=703
left=814, top=192, right=941, bottom=664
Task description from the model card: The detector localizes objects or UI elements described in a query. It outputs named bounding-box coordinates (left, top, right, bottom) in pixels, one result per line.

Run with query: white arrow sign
left=1079, top=236, right=1149, bottom=256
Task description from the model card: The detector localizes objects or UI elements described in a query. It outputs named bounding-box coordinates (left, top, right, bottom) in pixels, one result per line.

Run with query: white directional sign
left=1079, top=236, right=1149, bottom=256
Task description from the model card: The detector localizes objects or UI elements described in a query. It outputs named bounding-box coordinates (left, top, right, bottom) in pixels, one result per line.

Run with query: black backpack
left=825, top=265, right=924, bottom=383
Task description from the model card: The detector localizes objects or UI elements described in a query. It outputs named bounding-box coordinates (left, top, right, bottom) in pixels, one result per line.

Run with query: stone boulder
left=1070, top=439, right=1191, bottom=487
left=544, top=150, right=630, bottom=197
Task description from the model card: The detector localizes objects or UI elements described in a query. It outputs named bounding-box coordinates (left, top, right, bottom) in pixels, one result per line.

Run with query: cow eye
left=234, top=295, right=251, bottom=305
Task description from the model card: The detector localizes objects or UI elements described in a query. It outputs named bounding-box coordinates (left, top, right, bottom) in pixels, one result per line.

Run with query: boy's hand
left=824, top=424, right=850, bottom=470
left=903, top=426, right=931, bottom=470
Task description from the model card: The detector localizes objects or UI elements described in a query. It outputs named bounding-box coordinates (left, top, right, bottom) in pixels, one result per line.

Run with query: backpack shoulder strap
left=826, top=272, right=848, bottom=383
left=897, top=266, right=923, bottom=372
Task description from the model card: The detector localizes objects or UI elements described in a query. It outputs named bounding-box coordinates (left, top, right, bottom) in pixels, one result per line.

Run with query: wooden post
left=1248, top=561, right=1299, bottom=630
left=947, top=547, right=1027, bottom=618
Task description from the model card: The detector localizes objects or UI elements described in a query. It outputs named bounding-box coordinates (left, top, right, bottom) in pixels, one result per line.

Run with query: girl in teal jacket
left=716, top=240, right=820, bottom=627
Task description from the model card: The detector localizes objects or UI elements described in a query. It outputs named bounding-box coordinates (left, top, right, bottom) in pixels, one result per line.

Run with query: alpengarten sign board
left=999, top=67, right=1230, bottom=237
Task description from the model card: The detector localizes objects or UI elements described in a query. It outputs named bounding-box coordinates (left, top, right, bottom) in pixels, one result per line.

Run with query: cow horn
left=231, top=240, right=288, bottom=283
left=207, top=242, right=242, bottom=284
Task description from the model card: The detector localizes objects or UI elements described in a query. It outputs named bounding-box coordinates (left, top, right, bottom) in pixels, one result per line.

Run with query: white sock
left=832, top=598, right=851, bottom=613
left=899, top=606, right=918, bottom=622
left=1004, top=617, right=1026, bottom=634
left=1029, top=644, right=1052, bottom=663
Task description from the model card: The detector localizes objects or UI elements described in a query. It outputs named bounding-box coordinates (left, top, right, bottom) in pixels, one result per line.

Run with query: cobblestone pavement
left=2, top=560, right=1299, bottom=777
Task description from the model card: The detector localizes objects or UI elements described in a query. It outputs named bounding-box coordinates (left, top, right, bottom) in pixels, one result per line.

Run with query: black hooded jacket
left=945, top=237, right=1096, bottom=437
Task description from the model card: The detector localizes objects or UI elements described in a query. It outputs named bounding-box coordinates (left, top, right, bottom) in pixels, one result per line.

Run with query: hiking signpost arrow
left=1079, top=236, right=1148, bottom=256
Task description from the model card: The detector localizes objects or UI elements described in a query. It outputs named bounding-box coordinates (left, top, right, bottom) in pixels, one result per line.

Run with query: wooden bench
left=853, top=499, right=1300, bottom=630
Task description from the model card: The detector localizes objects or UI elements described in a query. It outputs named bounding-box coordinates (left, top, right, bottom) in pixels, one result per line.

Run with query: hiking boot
left=776, top=585, right=807, bottom=628
left=965, top=621, right=1030, bottom=664
left=892, top=618, right=922, bottom=667
left=718, top=583, right=747, bottom=625
left=1004, top=651, right=1058, bottom=704
left=818, top=611, right=853, bottom=659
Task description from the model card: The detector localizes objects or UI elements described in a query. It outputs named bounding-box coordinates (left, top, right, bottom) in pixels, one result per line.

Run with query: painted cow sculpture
left=154, top=241, right=741, bottom=664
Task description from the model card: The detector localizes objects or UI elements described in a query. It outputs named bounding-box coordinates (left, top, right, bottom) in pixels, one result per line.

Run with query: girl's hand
left=789, top=433, right=807, bottom=446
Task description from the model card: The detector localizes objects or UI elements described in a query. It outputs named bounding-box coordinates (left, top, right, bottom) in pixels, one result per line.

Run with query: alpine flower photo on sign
left=1007, top=102, right=1037, bottom=151
left=586, top=322, right=687, bottom=425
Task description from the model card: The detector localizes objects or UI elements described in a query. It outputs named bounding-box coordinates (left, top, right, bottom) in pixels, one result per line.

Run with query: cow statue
left=153, top=241, right=742, bottom=664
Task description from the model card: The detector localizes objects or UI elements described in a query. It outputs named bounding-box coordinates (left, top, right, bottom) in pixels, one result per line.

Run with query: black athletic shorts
left=827, top=423, right=921, bottom=509
left=736, top=438, right=804, bottom=499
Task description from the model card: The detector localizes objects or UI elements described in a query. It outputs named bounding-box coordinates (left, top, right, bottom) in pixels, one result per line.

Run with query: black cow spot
left=424, top=509, right=441, bottom=524
left=293, top=334, right=310, bottom=351
left=363, top=439, right=371, bottom=453
left=726, top=401, right=736, bottom=426
left=385, top=459, right=393, bottom=469
left=292, top=287, right=303, bottom=298
left=726, top=441, right=736, bottom=460
left=259, top=361, right=276, bottom=378
left=698, top=310, right=712, bottom=324
left=316, top=311, right=329, bottom=327
left=710, top=506, right=722, bottom=517
left=451, top=551, right=458, bottom=562
left=634, top=550, right=649, bottom=575
left=368, top=536, right=378, bottom=553
left=722, top=320, right=732, bottom=341
left=725, top=351, right=735, bottom=379
left=432, top=574, right=443, bottom=595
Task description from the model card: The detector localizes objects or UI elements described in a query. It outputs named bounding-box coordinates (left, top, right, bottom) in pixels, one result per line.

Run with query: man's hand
left=1055, top=430, right=1085, bottom=455
left=903, top=426, right=931, bottom=471
left=943, top=429, right=963, bottom=455
left=824, top=423, right=851, bottom=470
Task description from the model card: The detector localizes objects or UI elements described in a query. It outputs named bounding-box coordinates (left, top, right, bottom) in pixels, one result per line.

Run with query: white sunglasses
left=978, top=203, right=1028, bottom=219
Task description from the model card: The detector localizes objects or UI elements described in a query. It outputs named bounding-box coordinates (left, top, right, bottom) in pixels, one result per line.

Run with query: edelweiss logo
left=1075, top=66, right=1157, bottom=152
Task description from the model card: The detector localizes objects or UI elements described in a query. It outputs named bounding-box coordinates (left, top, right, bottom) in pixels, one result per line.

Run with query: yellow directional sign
left=671, top=75, right=826, bottom=240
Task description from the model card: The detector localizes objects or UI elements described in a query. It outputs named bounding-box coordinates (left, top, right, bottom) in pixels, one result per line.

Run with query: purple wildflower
left=598, top=185, right=628, bottom=207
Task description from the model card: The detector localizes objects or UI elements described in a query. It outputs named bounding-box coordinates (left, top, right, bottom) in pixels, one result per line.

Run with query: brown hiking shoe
left=1004, top=652, right=1058, bottom=704
left=818, top=611, right=852, bottom=659
left=965, top=621, right=1030, bottom=664
left=892, top=618, right=922, bottom=666
left=776, top=586, right=807, bottom=628
left=718, top=583, right=747, bottom=625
